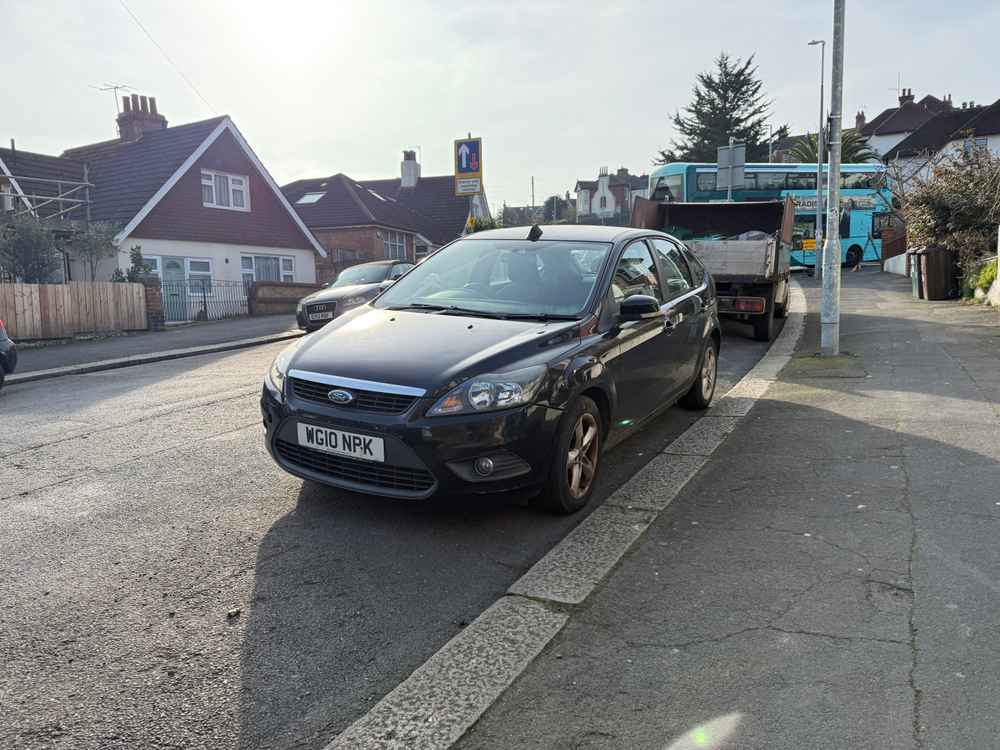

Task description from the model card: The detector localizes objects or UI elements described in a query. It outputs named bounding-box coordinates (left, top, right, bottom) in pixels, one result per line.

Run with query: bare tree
left=64, top=222, right=121, bottom=280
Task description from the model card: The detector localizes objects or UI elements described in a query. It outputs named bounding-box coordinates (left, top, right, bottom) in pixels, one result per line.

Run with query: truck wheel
left=752, top=302, right=775, bottom=342
left=846, top=245, right=863, bottom=268
left=774, top=283, right=790, bottom=319
left=537, top=396, right=602, bottom=514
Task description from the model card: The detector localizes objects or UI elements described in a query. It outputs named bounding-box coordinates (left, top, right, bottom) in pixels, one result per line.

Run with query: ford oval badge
left=328, top=389, right=354, bottom=405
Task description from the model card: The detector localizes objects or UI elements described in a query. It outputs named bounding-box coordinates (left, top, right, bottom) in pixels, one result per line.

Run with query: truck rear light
left=733, top=298, right=766, bottom=314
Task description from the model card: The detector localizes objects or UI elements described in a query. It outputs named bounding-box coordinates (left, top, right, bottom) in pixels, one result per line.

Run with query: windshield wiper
left=496, top=312, right=580, bottom=321
left=386, top=303, right=504, bottom=318
left=386, top=303, right=451, bottom=311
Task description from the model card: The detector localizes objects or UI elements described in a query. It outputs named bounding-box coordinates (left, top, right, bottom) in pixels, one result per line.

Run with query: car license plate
left=309, top=311, right=334, bottom=321
left=297, top=423, right=385, bottom=462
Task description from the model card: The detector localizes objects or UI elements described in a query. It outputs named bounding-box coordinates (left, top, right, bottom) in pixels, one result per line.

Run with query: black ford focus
left=262, top=225, right=720, bottom=513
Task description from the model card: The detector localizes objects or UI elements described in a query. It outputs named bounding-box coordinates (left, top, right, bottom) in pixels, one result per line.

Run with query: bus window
left=786, top=173, right=817, bottom=190
left=871, top=212, right=892, bottom=239
left=651, top=174, right=684, bottom=201
left=695, top=172, right=717, bottom=191
left=792, top=215, right=817, bottom=249
left=757, top=172, right=787, bottom=190
left=841, top=172, right=876, bottom=189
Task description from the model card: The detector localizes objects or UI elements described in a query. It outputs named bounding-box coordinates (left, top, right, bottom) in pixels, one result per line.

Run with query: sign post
left=716, top=140, right=746, bottom=201
left=454, top=137, right=483, bottom=197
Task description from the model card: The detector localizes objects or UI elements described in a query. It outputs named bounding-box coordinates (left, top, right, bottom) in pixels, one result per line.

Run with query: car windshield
left=373, top=238, right=612, bottom=318
left=330, top=264, right=390, bottom=287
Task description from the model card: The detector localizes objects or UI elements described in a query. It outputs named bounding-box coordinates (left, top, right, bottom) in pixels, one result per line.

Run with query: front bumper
left=261, top=384, right=563, bottom=500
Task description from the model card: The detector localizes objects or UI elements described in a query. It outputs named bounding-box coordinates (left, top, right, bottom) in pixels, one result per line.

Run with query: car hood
left=289, top=307, right=580, bottom=395
left=303, top=283, right=380, bottom=303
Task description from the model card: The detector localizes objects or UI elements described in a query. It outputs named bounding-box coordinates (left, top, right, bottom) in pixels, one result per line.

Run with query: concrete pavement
left=13, top=314, right=300, bottom=374
left=457, top=270, right=1000, bottom=750
left=0, top=319, right=775, bottom=749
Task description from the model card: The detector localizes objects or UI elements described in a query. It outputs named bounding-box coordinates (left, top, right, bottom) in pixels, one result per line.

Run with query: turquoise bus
left=648, top=162, right=893, bottom=267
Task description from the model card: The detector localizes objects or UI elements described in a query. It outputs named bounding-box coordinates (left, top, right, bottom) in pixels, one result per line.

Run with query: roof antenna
left=527, top=224, right=543, bottom=242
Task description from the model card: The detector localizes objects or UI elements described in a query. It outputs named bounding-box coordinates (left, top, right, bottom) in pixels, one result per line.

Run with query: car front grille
left=290, top=378, right=418, bottom=414
left=275, top=439, right=435, bottom=494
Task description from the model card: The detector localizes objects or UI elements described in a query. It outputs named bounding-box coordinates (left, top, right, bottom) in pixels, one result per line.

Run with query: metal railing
left=160, top=279, right=249, bottom=323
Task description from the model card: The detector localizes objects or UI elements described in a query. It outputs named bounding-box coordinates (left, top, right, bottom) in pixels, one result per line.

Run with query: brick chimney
left=117, top=94, right=168, bottom=142
left=856, top=110, right=866, bottom=130
left=616, top=167, right=629, bottom=178
left=898, top=88, right=915, bottom=106
left=400, top=150, right=420, bottom=188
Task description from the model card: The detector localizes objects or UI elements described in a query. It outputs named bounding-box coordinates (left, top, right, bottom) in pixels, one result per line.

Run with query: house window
left=241, top=255, right=295, bottom=283
left=144, top=255, right=162, bottom=278
left=383, top=230, right=406, bottom=260
left=201, top=170, right=250, bottom=212
left=415, top=244, right=429, bottom=261
left=599, top=196, right=607, bottom=209
left=186, top=258, right=213, bottom=295
left=296, top=191, right=325, bottom=204
left=964, top=136, right=989, bottom=155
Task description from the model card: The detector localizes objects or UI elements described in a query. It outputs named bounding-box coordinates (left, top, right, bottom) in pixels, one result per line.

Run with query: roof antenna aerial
left=527, top=224, right=543, bottom=242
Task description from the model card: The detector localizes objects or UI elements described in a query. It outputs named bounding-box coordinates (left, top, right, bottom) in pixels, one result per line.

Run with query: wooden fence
left=0, top=282, right=147, bottom=340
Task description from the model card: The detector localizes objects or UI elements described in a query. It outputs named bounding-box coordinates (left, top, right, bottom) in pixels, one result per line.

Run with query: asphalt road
left=0, top=318, right=778, bottom=750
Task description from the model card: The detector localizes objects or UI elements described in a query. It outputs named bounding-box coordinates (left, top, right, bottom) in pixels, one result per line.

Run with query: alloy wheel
left=702, top=346, right=717, bottom=399
left=566, top=412, right=599, bottom=498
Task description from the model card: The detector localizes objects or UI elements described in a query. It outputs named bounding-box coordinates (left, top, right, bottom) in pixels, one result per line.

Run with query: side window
left=611, top=241, right=663, bottom=303
left=390, top=264, right=413, bottom=280
left=650, top=238, right=692, bottom=299
left=682, top=247, right=706, bottom=285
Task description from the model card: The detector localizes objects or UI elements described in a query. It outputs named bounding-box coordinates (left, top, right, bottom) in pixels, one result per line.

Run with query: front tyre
left=538, top=396, right=602, bottom=514
left=680, top=338, right=719, bottom=410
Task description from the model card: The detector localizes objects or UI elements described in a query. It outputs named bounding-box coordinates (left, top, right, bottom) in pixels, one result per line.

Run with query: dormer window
left=296, top=191, right=325, bottom=204
left=201, top=169, right=250, bottom=212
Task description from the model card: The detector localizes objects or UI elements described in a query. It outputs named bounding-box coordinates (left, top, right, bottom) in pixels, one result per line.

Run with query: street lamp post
left=809, top=39, right=826, bottom=281
left=821, top=0, right=845, bottom=356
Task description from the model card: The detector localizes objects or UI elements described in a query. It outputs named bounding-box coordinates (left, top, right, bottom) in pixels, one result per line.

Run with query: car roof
left=465, top=224, right=656, bottom=244
left=349, top=259, right=400, bottom=268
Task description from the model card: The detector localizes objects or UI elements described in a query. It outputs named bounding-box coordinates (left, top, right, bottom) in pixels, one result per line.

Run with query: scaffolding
left=1, top=167, right=93, bottom=223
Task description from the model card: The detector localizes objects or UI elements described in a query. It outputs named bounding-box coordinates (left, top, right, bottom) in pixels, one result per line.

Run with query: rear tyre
left=774, top=282, right=790, bottom=319
left=680, top=338, right=719, bottom=410
left=538, top=396, right=602, bottom=514
left=752, top=302, right=775, bottom=342
left=846, top=245, right=863, bottom=268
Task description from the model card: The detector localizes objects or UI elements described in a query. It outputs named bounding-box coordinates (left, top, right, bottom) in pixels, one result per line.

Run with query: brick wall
left=249, top=281, right=322, bottom=315
left=139, top=274, right=165, bottom=331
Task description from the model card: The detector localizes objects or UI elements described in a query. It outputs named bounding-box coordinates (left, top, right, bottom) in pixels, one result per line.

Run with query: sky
left=4, top=0, right=999, bottom=213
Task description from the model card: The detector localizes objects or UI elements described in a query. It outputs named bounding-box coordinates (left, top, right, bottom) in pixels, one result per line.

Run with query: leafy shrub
left=904, top=147, right=1000, bottom=285
left=976, top=259, right=997, bottom=291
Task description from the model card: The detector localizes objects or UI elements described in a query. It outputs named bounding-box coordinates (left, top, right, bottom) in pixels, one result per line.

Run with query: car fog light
left=473, top=457, right=495, bottom=477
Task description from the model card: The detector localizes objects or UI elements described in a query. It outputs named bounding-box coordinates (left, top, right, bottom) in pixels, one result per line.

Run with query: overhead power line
left=117, top=0, right=217, bottom=113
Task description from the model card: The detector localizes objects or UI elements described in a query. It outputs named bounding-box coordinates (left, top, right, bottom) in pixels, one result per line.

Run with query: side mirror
left=379, top=279, right=396, bottom=290
left=619, top=294, right=661, bottom=321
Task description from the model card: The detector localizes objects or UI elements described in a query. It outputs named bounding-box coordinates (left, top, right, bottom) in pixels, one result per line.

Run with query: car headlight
left=266, top=341, right=300, bottom=394
left=341, top=295, right=369, bottom=307
left=296, top=300, right=305, bottom=314
left=428, top=365, right=547, bottom=416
